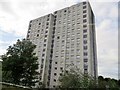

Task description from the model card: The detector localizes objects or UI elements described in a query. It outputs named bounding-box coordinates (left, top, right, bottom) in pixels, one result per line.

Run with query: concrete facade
left=27, top=1, right=97, bottom=88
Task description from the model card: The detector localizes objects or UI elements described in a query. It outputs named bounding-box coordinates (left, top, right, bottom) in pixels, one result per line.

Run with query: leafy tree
left=98, top=76, right=120, bottom=89
left=58, top=67, right=97, bottom=89
left=2, top=39, right=39, bottom=87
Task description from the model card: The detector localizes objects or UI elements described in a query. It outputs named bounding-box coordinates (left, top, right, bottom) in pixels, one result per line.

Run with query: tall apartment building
left=26, top=1, right=97, bottom=88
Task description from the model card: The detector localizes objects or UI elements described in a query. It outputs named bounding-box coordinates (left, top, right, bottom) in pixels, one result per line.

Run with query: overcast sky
left=0, top=0, right=118, bottom=79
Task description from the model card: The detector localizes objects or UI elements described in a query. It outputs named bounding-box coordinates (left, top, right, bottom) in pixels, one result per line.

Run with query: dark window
left=48, top=14, right=50, bottom=17
left=83, top=19, right=87, bottom=23
left=45, top=31, right=48, bottom=33
left=54, top=11, right=57, bottom=14
left=83, top=6, right=86, bottom=9
left=57, top=36, right=60, bottom=39
left=84, top=52, right=88, bottom=56
left=52, top=35, right=55, bottom=38
left=83, top=25, right=87, bottom=28
left=43, top=49, right=45, bottom=52
left=84, top=58, right=88, bottom=62
left=38, top=30, right=40, bottom=32
left=83, top=2, right=86, bottom=5
left=28, top=31, right=30, bottom=33
left=83, top=10, right=86, bottom=13
left=47, top=18, right=49, bottom=21
left=60, top=67, right=63, bottom=70
left=83, top=34, right=87, bottom=38
left=62, top=40, right=65, bottom=43
left=83, top=29, right=87, bottom=33
left=44, top=39, right=47, bottom=42
left=64, top=10, right=66, bottom=12
left=44, top=44, right=46, bottom=46
left=83, top=40, right=87, bottom=44
left=42, top=54, right=45, bottom=57
left=54, top=79, right=56, bottom=82
left=53, top=27, right=55, bottom=30
left=46, top=22, right=49, bottom=25
left=41, top=64, right=43, bottom=68
left=54, top=22, right=56, bottom=26
left=27, top=35, right=29, bottom=38
left=39, top=23, right=41, bottom=25
left=83, top=15, right=87, bottom=18
left=53, top=85, right=55, bottom=88
left=54, top=73, right=57, bottom=76
left=37, top=34, right=39, bottom=37
left=55, top=67, right=57, bottom=70
left=54, top=15, right=57, bottom=18
left=30, top=20, right=32, bottom=23
left=29, top=24, right=31, bottom=27
left=45, top=35, right=47, bottom=37
left=55, top=62, right=57, bottom=64
left=60, top=73, right=62, bottom=76
left=84, top=46, right=87, bottom=50
left=42, top=59, right=44, bottom=63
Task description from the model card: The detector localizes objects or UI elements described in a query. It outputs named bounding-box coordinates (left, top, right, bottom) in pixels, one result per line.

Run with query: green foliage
left=59, top=67, right=120, bottom=89
left=98, top=76, right=120, bottom=89
left=2, top=39, right=39, bottom=87
left=59, top=67, right=97, bottom=88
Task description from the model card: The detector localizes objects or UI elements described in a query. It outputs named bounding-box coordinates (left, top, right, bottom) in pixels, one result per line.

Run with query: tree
left=2, top=39, right=39, bottom=87
left=98, top=76, right=120, bottom=89
left=58, top=67, right=97, bottom=89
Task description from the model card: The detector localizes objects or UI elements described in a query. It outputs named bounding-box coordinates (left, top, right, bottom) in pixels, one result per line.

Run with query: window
left=83, top=2, right=86, bottom=5
left=60, top=73, right=62, bottom=76
left=83, top=29, right=87, bottom=33
left=39, top=23, right=41, bottom=25
left=55, top=62, right=57, bottom=64
left=83, top=19, right=87, bottom=23
left=60, top=67, right=63, bottom=70
left=83, top=10, right=86, bottom=13
left=62, top=40, right=65, bottom=43
left=83, top=40, right=87, bottom=44
left=55, top=67, right=57, bottom=70
left=84, top=52, right=88, bottom=56
left=83, top=6, right=86, bottom=9
left=43, top=49, right=45, bottom=52
left=42, top=54, right=45, bottom=57
left=83, top=34, right=87, bottom=38
left=84, top=58, right=88, bottom=62
left=54, top=11, right=57, bottom=14
left=57, top=36, right=60, bottom=39
left=44, top=39, right=47, bottom=42
left=55, top=55, right=58, bottom=58
left=45, top=35, right=47, bottom=37
left=83, top=15, right=87, bottom=18
left=45, top=31, right=48, bottom=33
left=42, top=59, right=44, bottom=63
left=64, top=10, right=66, bottom=12
left=46, top=22, right=49, bottom=25
left=44, top=44, right=46, bottom=47
left=37, top=34, right=39, bottom=37
left=27, top=35, right=29, bottom=38
left=83, top=25, right=87, bottom=28
left=28, top=30, right=30, bottom=33
left=54, top=73, right=57, bottom=76
left=54, top=79, right=56, bottom=82
left=84, top=64, right=88, bottom=70
left=84, top=46, right=87, bottom=50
